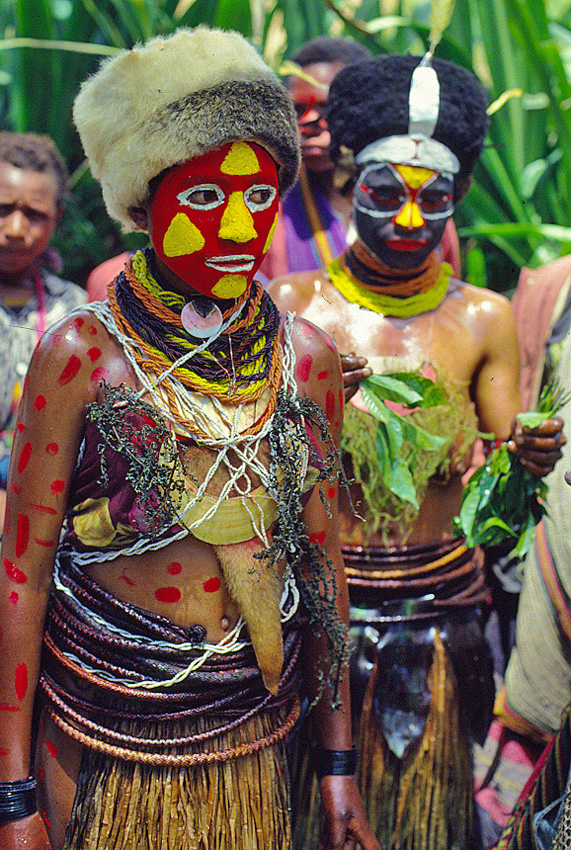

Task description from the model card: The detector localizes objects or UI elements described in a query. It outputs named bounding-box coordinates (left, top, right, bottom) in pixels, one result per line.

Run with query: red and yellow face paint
left=150, top=141, right=279, bottom=300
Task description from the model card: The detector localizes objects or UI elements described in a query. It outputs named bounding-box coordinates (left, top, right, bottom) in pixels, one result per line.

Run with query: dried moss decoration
left=260, top=388, right=350, bottom=708
left=341, top=369, right=478, bottom=540
left=85, top=383, right=189, bottom=540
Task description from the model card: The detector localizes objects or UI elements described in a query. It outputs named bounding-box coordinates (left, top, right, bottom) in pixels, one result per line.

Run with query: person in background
left=269, top=53, right=564, bottom=850
left=85, top=36, right=461, bottom=301
left=0, top=132, right=86, bottom=524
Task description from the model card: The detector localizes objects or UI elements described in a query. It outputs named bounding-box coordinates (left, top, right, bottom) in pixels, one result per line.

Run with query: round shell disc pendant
left=180, top=298, right=223, bottom=338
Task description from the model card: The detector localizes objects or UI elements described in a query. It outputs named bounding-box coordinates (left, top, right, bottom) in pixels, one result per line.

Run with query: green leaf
left=362, top=374, right=423, bottom=406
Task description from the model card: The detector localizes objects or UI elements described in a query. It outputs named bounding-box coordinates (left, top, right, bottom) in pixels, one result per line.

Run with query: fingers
left=341, top=352, right=371, bottom=403
left=340, top=352, right=368, bottom=374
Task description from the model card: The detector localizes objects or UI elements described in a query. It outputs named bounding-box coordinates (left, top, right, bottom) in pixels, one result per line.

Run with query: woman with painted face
left=0, top=28, right=378, bottom=850
left=269, top=54, right=564, bottom=850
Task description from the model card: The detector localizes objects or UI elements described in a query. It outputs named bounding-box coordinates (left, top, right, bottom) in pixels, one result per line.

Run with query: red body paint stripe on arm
left=0, top=704, right=19, bottom=713
left=35, top=539, right=55, bottom=548
left=14, top=663, right=28, bottom=702
left=296, top=354, right=313, bottom=383
left=57, top=355, right=81, bottom=386
left=155, top=587, right=181, bottom=603
left=326, top=390, right=335, bottom=419
left=17, top=442, right=32, bottom=474
left=16, top=514, right=29, bottom=557
left=28, top=504, right=57, bottom=515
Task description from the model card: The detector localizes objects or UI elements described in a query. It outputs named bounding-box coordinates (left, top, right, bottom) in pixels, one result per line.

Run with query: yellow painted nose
left=218, top=192, right=257, bottom=242
left=393, top=200, right=425, bottom=229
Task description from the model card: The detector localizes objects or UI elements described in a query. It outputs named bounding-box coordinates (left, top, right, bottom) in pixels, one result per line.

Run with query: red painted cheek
left=17, top=442, right=32, bottom=474
left=45, top=443, right=59, bottom=456
left=326, top=390, right=335, bottom=419
left=87, top=347, right=102, bottom=363
left=155, top=587, right=181, bottom=603
left=50, top=479, right=65, bottom=497
left=57, top=355, right=81, bottom=386
left=167, top=562, right=182, bottom=576
left=309, top=530, right=326, bottom=546
left=9, top=592, right=19, bottom=605
left=45, top=740, right=58, bottom=759
left=317, top=370, right=328, bottom=381
left=296, top=354, right=313, bottom=383
left=91, top=367, right=110, bottom=384
left=3, top=558, right=27, bottom=584
left=16, top=513, right=29, bottom=557
left=33, top=394, right=46, bottom=412
left=203, top=576, right=221, bottom=593
left=14, top=663, right=28, bottom=702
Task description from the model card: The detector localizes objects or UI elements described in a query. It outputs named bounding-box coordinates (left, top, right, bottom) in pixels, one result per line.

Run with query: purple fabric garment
left=282, top=173, right=348, bottom=272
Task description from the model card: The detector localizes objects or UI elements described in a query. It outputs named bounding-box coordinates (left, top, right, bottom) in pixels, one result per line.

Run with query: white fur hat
left=73, top=26, right=300, bottom=230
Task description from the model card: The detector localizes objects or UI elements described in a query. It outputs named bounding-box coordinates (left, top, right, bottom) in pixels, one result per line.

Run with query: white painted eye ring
left=244, top=184, right=277, bottom=213
left=177, top=183, right=225, bottom=210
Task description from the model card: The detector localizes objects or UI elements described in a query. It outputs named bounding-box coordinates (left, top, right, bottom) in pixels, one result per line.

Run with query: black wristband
left=0, top=776, right=37, bottom=820
left=315, top=747, right=358, bottom=778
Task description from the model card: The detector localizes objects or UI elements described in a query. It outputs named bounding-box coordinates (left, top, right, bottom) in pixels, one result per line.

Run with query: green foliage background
left=1, top=0, right=571, bottom=290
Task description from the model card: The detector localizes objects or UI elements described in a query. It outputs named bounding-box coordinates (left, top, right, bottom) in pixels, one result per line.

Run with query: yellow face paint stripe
left=394, top=163, right=435, bottom=189
left=393, top=200, right=425, bottom=228
left=263, top=211, right=279, bottom=254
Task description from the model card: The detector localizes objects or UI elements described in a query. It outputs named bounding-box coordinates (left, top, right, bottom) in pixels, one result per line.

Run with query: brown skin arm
left=471, top=290, right=564, bottom=476
left=0, top=312, right=104, bottom=849
left=291, top=318, right=379, bottom=850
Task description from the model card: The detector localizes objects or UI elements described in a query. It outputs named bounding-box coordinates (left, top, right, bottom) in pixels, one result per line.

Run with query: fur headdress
left=73, top=27, right=300, bottom=230
left=327, top=54, right=488, bottom=186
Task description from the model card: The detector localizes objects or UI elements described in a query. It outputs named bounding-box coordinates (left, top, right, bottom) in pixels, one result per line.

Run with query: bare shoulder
left=448, top=281, right=515, bottom=334
left=267, top=270, right=329, bottom=314
left=289, top=315, right=340, bottom=378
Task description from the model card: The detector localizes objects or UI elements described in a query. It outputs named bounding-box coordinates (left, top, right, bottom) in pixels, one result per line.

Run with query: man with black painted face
left=269, top=53, right=564, bottom=850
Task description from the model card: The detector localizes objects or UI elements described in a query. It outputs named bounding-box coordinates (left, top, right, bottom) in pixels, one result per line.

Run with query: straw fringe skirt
left=62, top=709, right=292, bottom=850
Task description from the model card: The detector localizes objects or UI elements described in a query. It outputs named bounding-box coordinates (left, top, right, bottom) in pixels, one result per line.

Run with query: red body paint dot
left=88, top=325, right=97, bottom=336
left=3, top=558, right=27, bottom=585
left=317, top=370, right=329, bottom=381
left=16, top=422, right=25, bottom=433
left=301, top=322, right=314, bottom=339
left=11, top=484, right=20, bottom=495
left=17, top=441, right=32, bottom=474
left=57, top=354, right=81, bottom=386
left=155, top=587, right=181, bottom=604
left=0, top=704, right=19, bottom=713
left=87, top=347, right=102, bottom=363
left=45, top=740, right=58, bottom=759
left=50, top=479, right=65, bottom=496
left=328, top=486, right=336, bottom=499
left=91, top=366, right=110, bottom=384
left=9, top=592, right=18, bottom=605
left=167, top=562, right=182, bottom=576
left=296, top=354, right=313, bottom=383
left=50, top=334, right=64, bottom=347
left=29, top=504, right=56, bottom=515
left=14, top=663, right=28, bottom=702
left=0, top=748, right=8, bottom=756
left=203, top=576, right=221, bottom=593
left=16, top=513, right=29, bottom=558
left=72, top=317, right=84, bottom=331
left=309, top=531, right=326, bottom=546
left=33, top=394, right=46, bottom=412
left=45, top=442, right=59, bottom=456
left=325, top=390, right=335, bottom=419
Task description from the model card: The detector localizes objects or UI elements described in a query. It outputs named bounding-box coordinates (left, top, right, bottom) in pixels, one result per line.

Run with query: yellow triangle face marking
left=394, top=164, right=435, bottom=189
left=163, top=213, right=205, bottom=257
left=221, top=142, right=260, bottom=175
left=263, top=211, right=279, bottom=254
left=394, top=200, right=425, bottom=228
left=212, top=274, right=248, bottom=298
left=218, top=192, right=257, bottom=242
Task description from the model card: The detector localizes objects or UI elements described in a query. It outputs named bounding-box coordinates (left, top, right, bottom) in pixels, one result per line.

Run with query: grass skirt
left=63, top=708, right=292, bottom=850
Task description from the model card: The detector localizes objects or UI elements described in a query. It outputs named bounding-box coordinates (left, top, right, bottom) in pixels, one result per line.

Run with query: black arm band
left=0, top=776, right=37, bottom=820
left=315, top=747, right=358, bottom=778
